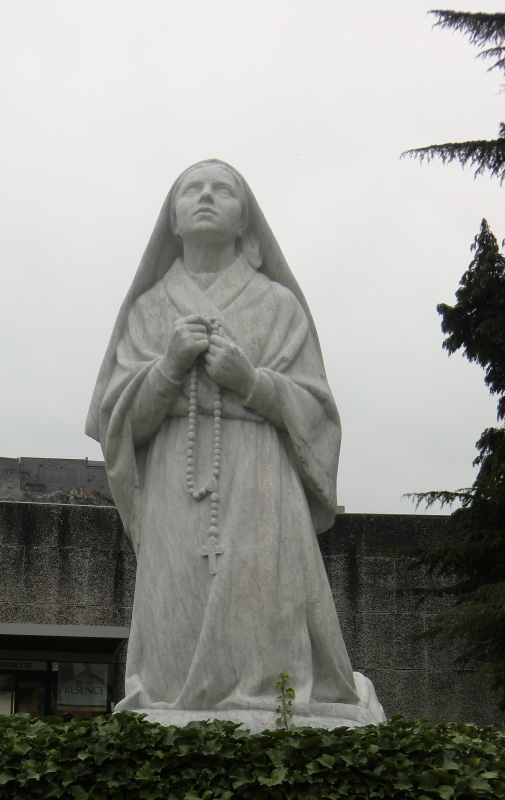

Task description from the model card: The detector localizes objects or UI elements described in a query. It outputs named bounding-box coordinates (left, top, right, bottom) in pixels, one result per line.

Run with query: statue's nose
left=200, top=189, right=213, bottom=203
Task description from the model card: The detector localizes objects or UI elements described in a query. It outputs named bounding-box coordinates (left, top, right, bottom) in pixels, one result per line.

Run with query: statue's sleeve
left=96, top=288, right=184, bottom=546
left=243, top=287, right=341, bottom=533
left=115, top=296, right=184, bottom=447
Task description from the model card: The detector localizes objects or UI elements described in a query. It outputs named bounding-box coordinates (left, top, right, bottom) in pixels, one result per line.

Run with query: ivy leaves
left=0, top=712, right=504, bottom=799
left=276, top=673, right=295, bottom=731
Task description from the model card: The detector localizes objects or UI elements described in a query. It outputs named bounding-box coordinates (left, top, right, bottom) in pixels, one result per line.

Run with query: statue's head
left=170, top=161, right=248, bottom=250
left=86, top=158, right=323, bottom=443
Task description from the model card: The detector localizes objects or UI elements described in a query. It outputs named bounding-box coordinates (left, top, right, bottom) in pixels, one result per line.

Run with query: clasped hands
left=161, top=314, right=256, bottom=398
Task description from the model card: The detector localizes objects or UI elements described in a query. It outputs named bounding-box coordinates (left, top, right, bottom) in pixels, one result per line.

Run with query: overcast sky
left=1, top=0, right=504, bottom=513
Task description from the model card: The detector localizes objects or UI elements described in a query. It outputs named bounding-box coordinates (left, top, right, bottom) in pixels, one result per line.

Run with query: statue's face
left=174, top=165, right=244, bottom=245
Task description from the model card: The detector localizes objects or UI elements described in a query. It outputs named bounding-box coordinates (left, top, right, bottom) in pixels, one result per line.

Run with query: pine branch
left=395, top=529, right=505, bottom=580
left=477, top=45, right=505, bottom=73
left=430, top=11, right=505, bottom=74
left=403, top=489, right=473, bottom=511
left=430, top=10, right=505, bottom=47
left=401, top=130, right=505, bottom=183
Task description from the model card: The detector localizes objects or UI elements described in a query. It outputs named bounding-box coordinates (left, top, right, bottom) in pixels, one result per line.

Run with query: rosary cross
left=201, top=535, right=224, bottom=575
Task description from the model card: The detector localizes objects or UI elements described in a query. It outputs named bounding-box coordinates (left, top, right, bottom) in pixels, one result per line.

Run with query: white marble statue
left=86, top=160, right=385, bottom=731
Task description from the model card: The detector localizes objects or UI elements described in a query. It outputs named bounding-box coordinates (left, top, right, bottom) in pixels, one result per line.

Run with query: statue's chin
left=180, top=222, right=239, bottom=246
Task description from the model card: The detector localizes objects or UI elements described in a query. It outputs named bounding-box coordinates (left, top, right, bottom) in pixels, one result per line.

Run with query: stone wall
left=0, top=500, right=503, bottom=724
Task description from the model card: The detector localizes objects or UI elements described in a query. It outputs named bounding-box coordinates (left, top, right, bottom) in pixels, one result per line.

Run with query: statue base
left=116, top=672, right=386, bottom=733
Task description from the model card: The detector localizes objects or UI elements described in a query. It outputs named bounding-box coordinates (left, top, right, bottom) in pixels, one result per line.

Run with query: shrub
left=0, top=712, right=504, bottom=799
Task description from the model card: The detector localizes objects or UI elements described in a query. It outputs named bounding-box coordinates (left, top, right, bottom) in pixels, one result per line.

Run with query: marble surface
left=132, top=672, right=385, bottom=732
left=86, top=160, right=386, bottom=729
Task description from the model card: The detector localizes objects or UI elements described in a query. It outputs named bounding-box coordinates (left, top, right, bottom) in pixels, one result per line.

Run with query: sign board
left=0, top=660, right=47, bottom=671
left=57, top=663, right=108, bottom=711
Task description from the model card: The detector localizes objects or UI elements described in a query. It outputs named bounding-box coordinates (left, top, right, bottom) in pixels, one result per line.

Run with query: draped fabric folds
left=86, top=161, right=385, bottom=727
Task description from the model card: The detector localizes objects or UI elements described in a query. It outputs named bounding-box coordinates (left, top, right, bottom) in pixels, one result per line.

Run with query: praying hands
left=160, top=313, right=256, bottom=397
left=204, top=332, right=256, bottom=398
left=160, top=314, right=211, bottom=381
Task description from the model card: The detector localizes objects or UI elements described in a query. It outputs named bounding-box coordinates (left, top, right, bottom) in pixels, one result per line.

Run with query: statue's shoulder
left=129, top=274, right=171, bottom=318
left=253, top=270, right=306, bottom=319
left=254, top=270, right=299, bottom=303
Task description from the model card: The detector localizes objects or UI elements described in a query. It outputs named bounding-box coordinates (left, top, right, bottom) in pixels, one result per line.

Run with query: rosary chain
left=186, top=320, right=222, bottom=542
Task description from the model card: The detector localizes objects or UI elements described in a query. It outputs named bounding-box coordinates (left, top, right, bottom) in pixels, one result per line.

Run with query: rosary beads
left=186, top=319, right=224, bottom=575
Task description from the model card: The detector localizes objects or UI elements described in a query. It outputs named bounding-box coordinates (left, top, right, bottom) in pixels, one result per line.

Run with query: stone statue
left=86, top=160, right=385, bottom=731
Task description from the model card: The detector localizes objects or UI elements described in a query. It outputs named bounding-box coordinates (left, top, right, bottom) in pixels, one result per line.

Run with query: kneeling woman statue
left=86, top=159, right=385, bottom=730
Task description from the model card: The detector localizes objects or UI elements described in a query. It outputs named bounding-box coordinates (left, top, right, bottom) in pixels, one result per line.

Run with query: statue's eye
left=215, top=184, right=234, bottom=197
left=182, top=184, right=201, bottom=196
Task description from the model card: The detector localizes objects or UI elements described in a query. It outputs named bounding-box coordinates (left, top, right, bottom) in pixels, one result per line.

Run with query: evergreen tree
left=440, top=219, right=505, bottom=420
left=402, top=10, right=505, bottom=182
left=402, top=220, right=505, bottom=709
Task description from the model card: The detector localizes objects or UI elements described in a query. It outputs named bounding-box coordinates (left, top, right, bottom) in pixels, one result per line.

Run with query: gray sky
left=1, top=0, right=503, bottom=513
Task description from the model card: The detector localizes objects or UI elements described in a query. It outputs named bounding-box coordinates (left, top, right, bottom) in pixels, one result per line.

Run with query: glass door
left=16, top=675, right=47, bottom=716
left=0, top=673, right=15, bottom=714
left=0, top=669, right=50, bottom=715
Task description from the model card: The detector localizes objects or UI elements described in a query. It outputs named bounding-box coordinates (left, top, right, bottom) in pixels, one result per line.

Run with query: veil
left=86, top=159, right=323, bottom=441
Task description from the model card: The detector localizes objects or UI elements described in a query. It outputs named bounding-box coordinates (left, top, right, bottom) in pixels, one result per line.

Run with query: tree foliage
left=402, top=10, right=505, bottom=182
left=402, top=127, right=505, bottom=184
left=431, top=10, right=505, bottom=69
left=1, top=712, right=505, bottom=800
left=401, top=221, right=505, bottom=709
left=439, top=220, right=505, bottom=420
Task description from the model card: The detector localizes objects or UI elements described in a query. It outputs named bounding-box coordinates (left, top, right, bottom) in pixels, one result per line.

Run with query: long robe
left=101, top=255, right=383, bottom=726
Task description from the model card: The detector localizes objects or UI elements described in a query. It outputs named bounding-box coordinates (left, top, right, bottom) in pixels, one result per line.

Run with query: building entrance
left=0, top=624, right=129, bottom=719
left=0, top=658, right=115, bottom=719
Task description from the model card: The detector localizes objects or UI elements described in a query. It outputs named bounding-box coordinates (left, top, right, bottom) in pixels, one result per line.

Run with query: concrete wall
left=318, top=514, right=504, bottom=726
left=0, top=457, right=110, bottom=501
left=0, top=500, right=503, bottom=724
left=0, top=459, right=22, bottom=501
left=0, top=501, right=134, bottom=701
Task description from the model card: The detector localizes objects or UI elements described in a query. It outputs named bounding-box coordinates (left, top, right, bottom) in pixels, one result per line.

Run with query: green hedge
left=0, top=712, right=504, bottom=799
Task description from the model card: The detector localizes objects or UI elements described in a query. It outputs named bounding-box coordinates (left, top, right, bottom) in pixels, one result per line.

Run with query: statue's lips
left=194, top=207, right=218, bottom=217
